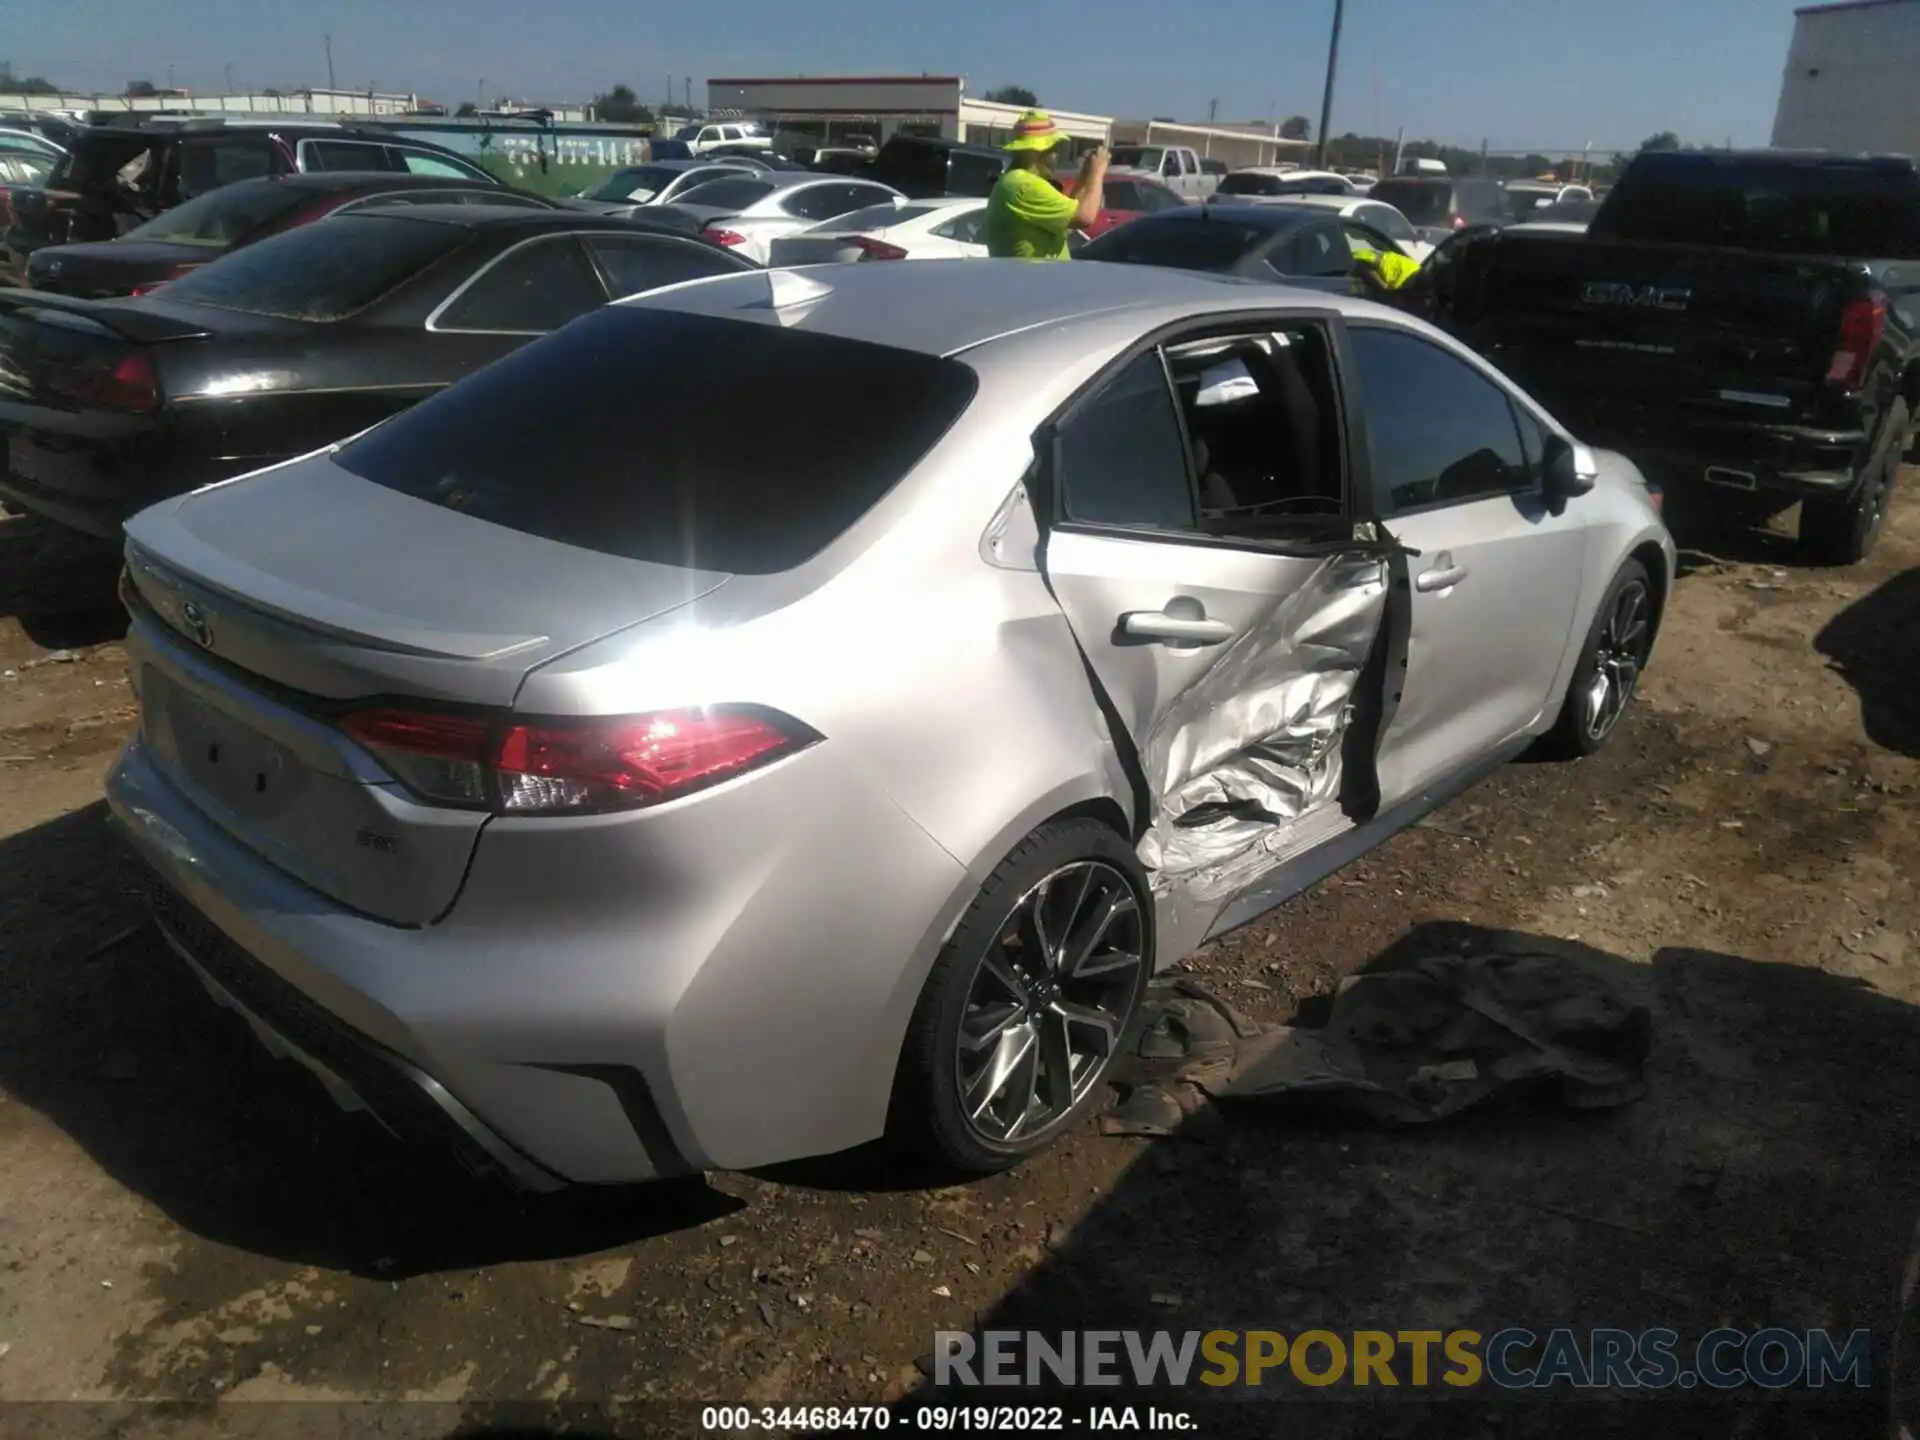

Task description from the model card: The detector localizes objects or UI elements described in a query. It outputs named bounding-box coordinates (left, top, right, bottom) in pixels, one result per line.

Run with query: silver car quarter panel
left=108, top=725, right=970, bottom=1182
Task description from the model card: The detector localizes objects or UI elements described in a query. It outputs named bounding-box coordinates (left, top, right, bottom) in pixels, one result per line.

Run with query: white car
left=1214, top=167, right=1362, bottom=201
left=667, top=174, right=906, bottom=264
left=766, top=196, right=989, bottom=265
left=1255, top=193, right=1435, bottom=263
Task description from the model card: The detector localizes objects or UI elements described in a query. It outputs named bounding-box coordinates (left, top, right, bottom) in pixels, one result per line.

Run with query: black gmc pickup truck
left=1440, top=149, right=1920, bottom=563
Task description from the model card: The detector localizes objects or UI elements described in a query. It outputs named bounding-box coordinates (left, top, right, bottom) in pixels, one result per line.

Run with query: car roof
left=1124, top=202, right=1325, bottom=233
left=1261, top=193, right=1363, bottom=212
left=212, top=170, right=507, bottom=196
left=339, top=203, right=693, bottom=231
left=615, top=251, right=1378, bottom=358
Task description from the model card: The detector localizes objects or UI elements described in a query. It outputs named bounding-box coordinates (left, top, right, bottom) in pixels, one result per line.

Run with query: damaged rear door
left=1038, top=319, right=1391, bottom=963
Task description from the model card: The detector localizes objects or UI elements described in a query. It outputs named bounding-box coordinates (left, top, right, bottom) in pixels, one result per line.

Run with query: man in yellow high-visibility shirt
left=1348, top=241, right=1423, bottom=297
left=985, top=110, right=1108, bottom=260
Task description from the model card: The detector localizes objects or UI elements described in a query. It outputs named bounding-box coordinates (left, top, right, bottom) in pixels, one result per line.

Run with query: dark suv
left=2, top=116, right=496, bottom=274
left=868, top=135, right=1009, bottom=199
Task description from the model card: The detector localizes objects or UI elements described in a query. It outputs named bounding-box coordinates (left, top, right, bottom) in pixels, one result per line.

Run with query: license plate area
left=148, top=666, right=308, bottom=821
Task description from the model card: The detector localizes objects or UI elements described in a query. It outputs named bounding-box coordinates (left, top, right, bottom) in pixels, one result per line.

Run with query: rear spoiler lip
left=0, top=286, right=212, bottom=343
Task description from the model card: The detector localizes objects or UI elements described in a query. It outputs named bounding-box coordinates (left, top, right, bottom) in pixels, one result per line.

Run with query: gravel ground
left=1, top=484, right=1917, bottom=1438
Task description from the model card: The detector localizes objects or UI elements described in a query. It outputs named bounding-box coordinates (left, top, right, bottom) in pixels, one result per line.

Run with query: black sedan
left=1076, top=202, right=1415, bottom=290
left=0, top=205, right=756, bottom=538
left=24, top=171, right=561, bottom=300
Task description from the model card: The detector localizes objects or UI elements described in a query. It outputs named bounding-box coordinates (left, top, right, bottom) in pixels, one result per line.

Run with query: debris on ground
left=1106, top=940, right=1652, bottom=1132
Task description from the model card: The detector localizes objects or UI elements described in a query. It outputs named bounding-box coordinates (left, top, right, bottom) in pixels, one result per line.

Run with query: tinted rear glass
left=157, top=214, right=469, bottom=320
left=333, top=308, right=979, bottom=574
left=589, top=166, right=679, bottom=200
left=671, top=177, right=772, bottom=210
left=1218, top=172, right=1284, bottom=197
left=1370, top=180, right=1449, bottom=224
left=1593, top=157, right=1920, bottom=255
left=122, top=180, right=311, bottom=247
left=1080, top=215, right=1268, bottom=270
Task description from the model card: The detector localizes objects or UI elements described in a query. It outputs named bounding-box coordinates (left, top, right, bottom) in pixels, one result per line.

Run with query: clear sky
left=10, top=0, right=1802, bottom=153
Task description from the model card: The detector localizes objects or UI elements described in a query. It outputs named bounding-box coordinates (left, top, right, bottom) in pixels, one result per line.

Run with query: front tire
left=1540, top=559, right=1654, bottom=760
left=889, top=818, right=1152, bottom=1174
left=1800, top=398, right=1905, bottom=566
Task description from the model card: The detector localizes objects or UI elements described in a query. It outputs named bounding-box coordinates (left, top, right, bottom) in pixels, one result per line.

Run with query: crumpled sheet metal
left=1136, top=554, right=1387, bottom=902
left=1102, top=945, right=1652, bottom=1136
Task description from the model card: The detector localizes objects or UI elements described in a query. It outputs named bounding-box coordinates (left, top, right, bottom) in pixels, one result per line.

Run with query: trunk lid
left=0, top=289, right=207, bottom=414
left=122, top=452, right=731, bottom=923
left=1454, top=232, right=1857, bottom=421
left=25, top=239, right=208, bottom=298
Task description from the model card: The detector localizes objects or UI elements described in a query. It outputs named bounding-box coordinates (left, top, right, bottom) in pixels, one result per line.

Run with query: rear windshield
left=1593, top=157, right=1920, bottom=255
left=156, top=214, right=469, bottom=320
left=670, top=177, right=772, bottom=210
left=332, top=307, right=979, bottom=574
left=588, top=166, right=679, bottom=201
left=1111, top=147, right=1161, bottom=170
left=1080, top=215, right=1267, bottom=270
left=1370, top=180, right=1449, bottom=223
left=50, top=133, right=161, bottom=190
left=1218, top=172, right=1285, bottom=197
left=122, top=180, right=311, bottom=247
left=823, top=201, right=927, bottom=231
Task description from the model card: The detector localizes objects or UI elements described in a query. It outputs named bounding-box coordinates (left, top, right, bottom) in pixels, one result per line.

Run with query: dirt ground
left=1, top=481, right=1918, bottom=1438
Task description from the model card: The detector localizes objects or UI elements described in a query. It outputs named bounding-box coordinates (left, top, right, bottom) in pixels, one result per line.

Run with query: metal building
left=704, top=75, right=1111, bottom=150
left=1772, top=0, right=1920, bottom=153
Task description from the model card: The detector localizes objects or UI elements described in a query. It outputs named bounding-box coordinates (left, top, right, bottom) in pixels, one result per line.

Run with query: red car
left=1056, top=169, right=1187, bottom=238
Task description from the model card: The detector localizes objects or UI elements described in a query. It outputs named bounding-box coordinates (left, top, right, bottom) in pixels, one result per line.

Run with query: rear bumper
left=0, top=421, right=278, bottom=539
left=1539, top=399, right=1871, bottom=500
left=106, top=726, right=972, bottom=1188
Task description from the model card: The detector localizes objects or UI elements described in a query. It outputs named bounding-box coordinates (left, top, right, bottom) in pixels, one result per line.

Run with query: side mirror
left=1543, top=433, right=1597, bottom=498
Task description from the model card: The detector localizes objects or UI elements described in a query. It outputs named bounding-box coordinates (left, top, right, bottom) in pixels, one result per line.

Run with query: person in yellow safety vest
left=1348, top=241, right=1423, bottom=297
left=985, top=110, right=1108, bottom=260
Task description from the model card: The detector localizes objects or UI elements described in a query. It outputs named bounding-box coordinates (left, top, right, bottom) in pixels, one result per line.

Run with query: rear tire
left=1800, top=398, right=1905, bottom=566
left=1539, top=559, right=1654, bottom=760
left=889, top=817, right=1152, bottom=1175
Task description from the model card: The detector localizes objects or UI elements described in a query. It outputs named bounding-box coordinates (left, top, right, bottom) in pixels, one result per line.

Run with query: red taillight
left=340, top=709, right=492, bottom=806
left=340, top=705, right=812, bottom=814
left=850, top=236, right=907, bottom=261
left=706, top=227, right=747, bottom=247
left=1828, top=292, right=1888, bottom=391
left=84, top=351, right=159, bottom=411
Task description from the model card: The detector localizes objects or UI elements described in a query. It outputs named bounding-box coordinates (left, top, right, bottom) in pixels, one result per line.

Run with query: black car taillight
left=1828, top=292, right=1888, bottom=392
left=75, top=351, right=159, bottom=411
left=340, top=705, right=816, bottom=814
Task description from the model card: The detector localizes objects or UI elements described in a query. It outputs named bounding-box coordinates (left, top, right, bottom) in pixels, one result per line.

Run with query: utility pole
left=324, top=33, right=335, bottom=91
left=225, top=62, right=233, bottom=95
left=1313, top=0, right=1344, bottom=169
left=1207, top=97, right=1218, bottom=125
left=478, top=76, right=486, bottom=110
left=684, top=75, right=692, bottom=114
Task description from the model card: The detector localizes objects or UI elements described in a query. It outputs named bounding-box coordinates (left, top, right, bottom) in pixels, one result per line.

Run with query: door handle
left=1415, top=552, right=1470, bottom=593
left=1121, top=610, right=1237, bottom=645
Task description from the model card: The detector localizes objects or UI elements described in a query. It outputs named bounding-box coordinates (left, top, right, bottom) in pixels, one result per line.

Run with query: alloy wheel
left=1581, top=580, right=1652, bottom=743
left=954, top=860, right=1145, bottom=1146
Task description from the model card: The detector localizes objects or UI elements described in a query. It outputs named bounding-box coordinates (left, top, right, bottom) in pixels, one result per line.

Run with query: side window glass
left=304, top=140, right=396, bottom=174
left=398, top=150, right=484, bottom=179
left=1104, top=181, right=1136, bottom=210
left=785, top=184, right=863, bottom=221
left=587, top=236, right=741, bottom=297
left=1166, top=327, right=1345, bottom=535
left=1278, top=224, right=1350, bottom=277
left=1347, top=327, right=1530, bottom=511
left=931, top=210, right=986, bottom=245
left=437, top=237, right=607, bottom=332
left=1144, top=184, right=1183, bottom=213
left=1055, top=352, right=1195, bottom=531
left=180, top=140, right=275, bottom=198
left=1182, top=152, right=1199, bottom=175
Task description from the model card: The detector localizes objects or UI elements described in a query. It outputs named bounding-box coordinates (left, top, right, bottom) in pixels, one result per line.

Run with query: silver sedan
left=109, top=262, right=1674, bottom=1187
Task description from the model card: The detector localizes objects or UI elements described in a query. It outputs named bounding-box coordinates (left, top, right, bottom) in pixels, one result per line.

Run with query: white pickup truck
left=1108, top=143, right=1217, bottom=200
